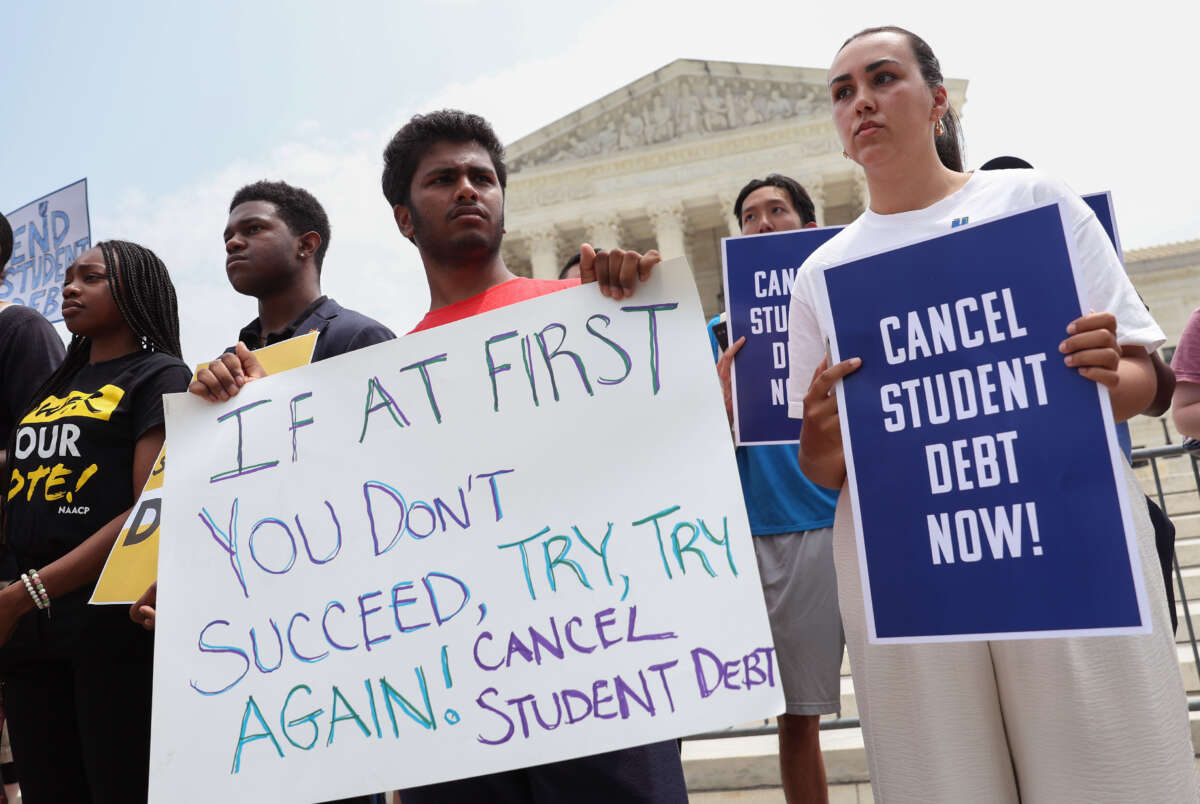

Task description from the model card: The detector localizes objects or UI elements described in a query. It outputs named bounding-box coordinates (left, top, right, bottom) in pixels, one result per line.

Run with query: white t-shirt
left=786, top=168, right=1164, bottom=418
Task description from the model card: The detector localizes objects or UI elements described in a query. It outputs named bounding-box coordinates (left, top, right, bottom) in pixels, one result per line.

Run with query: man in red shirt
left=385, top=108, right=682, bottom=804
left=191, top=110, right=684, bottom=803
left=389, top=112, right=656, bottom=332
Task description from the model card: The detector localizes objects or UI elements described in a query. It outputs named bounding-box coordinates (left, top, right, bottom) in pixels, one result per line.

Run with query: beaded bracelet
left=28, top=569, right=51, bottom=612
left=19, top=573, right=45, bottom=611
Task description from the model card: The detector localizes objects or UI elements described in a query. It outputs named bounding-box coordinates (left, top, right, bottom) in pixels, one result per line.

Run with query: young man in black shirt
left=150, top=183, right=393, bottom=804
left=191, top=180, right=394, bottom=401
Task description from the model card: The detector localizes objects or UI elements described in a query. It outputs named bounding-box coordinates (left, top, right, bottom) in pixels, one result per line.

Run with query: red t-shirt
left=408, top=277, right=581, bottom=333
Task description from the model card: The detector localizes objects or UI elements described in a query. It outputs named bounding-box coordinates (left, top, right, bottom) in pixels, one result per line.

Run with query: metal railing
left=686, top=441, right=1200, bottom=742
left=1139, top=442, right=1200, bottom=712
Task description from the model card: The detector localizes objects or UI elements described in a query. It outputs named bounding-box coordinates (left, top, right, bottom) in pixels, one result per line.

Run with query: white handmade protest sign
left=150, top=260, right=782, bottom=802
left=2, top=179, right=90, bottom=321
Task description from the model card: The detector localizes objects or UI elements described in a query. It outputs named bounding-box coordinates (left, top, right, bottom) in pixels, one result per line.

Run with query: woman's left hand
left=1060, top=311, right=1120, bottom=387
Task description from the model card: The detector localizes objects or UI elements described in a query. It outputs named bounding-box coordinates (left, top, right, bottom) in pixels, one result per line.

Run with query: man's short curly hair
left=229, top=180, right=331, bottom=272
left=381, top=110, right=507, bottom=208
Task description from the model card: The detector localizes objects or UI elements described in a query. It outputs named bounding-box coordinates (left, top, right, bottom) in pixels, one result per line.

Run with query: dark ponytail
left=841, top=26, right=965, bottom=172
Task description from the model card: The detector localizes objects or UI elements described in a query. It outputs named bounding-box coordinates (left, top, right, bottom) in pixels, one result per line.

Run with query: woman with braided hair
left=0, top=240, right=189, bottom=803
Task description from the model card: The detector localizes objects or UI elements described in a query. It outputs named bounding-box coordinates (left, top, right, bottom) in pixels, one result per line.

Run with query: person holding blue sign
left=785, top=26, right=1196, bottom=802
left=709, top=175, right=840, bottom=803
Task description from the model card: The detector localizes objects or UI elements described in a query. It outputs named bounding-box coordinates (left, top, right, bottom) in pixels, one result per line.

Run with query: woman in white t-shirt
left=788, top=26, right=1198, bottom=803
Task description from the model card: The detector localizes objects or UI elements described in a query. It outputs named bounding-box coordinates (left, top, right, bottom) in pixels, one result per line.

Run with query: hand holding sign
left=579, top=244, right=661, bottom=300
left=1060, top=311, right=1157, bottom=421
left=131, top=581, right=157, bottom=630
left=1061, top=311, right=1120, bottom=382
left=798, top=356, right=861, bottom=490
left=190, top=342, right=269, bottom=402
left=716, top=336, right=746, bottom=425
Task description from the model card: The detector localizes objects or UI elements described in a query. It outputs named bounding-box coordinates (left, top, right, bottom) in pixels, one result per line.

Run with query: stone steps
left=684, top=707, right=1200, bottom=796
left=1128, top=414, right=1179, bottom=446
left=1175, top=536, right=1200, bottom=567
left=1136, top=470, right=1200, bottom=498
left=1171, top=514, right=1200, bottom=540
left=1176, top=568, right=1200, bottom=605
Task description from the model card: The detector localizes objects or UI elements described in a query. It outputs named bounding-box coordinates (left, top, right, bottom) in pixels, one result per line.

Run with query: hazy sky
left=4, top=0, right=1196, bottom=362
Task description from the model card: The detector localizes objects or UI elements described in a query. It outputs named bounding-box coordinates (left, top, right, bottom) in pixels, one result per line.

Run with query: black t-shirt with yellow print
left=4, top=350, right=190, bottom=570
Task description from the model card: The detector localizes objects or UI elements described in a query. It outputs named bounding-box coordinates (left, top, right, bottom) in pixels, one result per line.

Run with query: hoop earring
left=935, top=119, right=946, bottom=137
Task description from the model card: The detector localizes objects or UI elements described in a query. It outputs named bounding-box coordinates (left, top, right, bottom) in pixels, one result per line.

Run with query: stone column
left=807, top=177, right=826, bottom=227
left=500, top=239, right=530, bottom=278
left=648, top=202, right=688, bottom=260
left=585, top=214, right=623, bottom=250
left=718, top=193, right=742, bottom=238
left=527, top=225, right=560, bottom=280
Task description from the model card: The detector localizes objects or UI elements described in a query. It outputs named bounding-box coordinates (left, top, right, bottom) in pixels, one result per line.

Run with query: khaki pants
left=836, top=464, right=1199, bottom=803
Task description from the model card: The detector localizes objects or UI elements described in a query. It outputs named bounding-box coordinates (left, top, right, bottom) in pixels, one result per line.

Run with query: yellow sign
left=90, top=332, right=319, bottom=604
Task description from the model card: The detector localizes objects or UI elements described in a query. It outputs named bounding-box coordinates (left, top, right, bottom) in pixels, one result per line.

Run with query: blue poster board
left=722, top=226, right=841, bottom=445
left=1083, top=191, right=1122, bottom=257
left=822, top=202, right=1150, bottom=642
left=2, top=178, right=91, bottom=323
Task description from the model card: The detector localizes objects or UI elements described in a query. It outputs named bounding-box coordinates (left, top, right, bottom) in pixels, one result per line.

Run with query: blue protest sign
left=1083, top=191, right=1121, bottom=255
left=2, top=178, right=91, bottom=323
left=822, top=202, right=1150, bottom=642
left=722, top=226, right=841, bottom=445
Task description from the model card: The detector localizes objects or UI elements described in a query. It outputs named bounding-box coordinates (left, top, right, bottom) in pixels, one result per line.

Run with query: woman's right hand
left=798, top=356, right=862, bottom=488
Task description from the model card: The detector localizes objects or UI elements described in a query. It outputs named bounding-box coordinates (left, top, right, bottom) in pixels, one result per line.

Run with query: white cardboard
left=149, top=260, right=782, bottom=802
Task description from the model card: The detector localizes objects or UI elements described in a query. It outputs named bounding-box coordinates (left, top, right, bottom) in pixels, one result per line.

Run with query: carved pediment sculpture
left=509, top=62, right=830, bottom=171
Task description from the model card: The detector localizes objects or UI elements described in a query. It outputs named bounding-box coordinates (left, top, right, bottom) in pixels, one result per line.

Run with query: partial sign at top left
left=2, top=179, right=91, bottom=323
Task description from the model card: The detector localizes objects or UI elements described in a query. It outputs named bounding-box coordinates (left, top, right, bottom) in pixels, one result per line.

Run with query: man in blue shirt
left=710, top=174, right=841, bottom=803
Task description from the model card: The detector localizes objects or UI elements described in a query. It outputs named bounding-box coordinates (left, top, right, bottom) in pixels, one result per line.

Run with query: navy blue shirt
left=236, top=296, right=395, bottom=362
